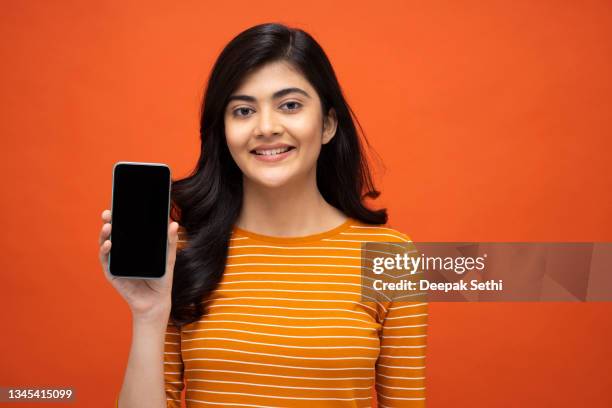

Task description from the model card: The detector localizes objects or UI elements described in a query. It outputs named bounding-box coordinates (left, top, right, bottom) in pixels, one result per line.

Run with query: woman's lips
left=251, top=147, right=295, bottom=162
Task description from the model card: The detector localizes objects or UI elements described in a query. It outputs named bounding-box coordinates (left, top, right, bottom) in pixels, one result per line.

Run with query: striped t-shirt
left=163, top=217, right=427, bottom=407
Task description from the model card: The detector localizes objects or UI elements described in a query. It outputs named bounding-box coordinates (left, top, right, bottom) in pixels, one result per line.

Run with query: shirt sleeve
left=375, top=300, right=428, bottom=407
left=164, top=320, right=185, bottom=407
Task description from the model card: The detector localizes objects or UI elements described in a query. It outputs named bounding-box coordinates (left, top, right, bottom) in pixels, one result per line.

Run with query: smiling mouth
left=250, top=146, right=296, bottom=156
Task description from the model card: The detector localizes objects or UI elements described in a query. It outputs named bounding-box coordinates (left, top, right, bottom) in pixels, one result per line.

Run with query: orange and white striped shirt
left=143, top=217, right=426, bottom=407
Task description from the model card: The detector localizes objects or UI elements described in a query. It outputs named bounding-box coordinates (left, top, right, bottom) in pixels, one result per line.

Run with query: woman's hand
left=99, top=209, right=179, bottom=322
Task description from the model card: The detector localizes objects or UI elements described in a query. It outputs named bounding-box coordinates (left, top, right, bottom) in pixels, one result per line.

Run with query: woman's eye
left=281, top=101, right=302, bottom=111
left=233, top=107, right=254, bottom=117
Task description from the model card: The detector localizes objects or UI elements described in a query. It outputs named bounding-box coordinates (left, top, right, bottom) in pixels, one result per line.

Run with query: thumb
left=166, top=221, right=180, bottom=280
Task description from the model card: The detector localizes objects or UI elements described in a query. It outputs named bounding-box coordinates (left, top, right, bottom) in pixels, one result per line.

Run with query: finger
left=102, top=209, right=111, bottom=222
left=99, top=239, right=113, bottom=280
left=98, top=223, right=112, bottom=246
left=165, top=222, right=179, bottom=279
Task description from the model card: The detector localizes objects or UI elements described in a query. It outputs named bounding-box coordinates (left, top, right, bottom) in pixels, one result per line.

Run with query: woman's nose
left=255, top=106, right=282, bottom=136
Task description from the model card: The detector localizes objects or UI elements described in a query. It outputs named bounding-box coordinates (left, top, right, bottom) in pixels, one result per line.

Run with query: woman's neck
left=235, top=175, right=347, bottom=237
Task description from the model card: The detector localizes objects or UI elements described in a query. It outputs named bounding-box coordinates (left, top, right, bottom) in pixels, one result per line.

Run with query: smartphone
left=108, top=162, right=172, bottom=279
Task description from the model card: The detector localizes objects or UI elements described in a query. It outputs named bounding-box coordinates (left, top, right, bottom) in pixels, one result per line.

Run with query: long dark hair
left=169, top=22, right=387, bottom=328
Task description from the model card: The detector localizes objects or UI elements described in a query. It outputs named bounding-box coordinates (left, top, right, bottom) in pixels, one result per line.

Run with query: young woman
left=100, top=23, right=427, bottom=408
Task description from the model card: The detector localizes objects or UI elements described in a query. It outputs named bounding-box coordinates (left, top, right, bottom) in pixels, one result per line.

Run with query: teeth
left=254, top=146, right=291, bottom=156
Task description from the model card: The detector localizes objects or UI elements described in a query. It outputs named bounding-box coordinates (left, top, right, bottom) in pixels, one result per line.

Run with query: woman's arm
left=98, top=209, right=181, bottom=408
left=117, top=309, right=171, bottom=408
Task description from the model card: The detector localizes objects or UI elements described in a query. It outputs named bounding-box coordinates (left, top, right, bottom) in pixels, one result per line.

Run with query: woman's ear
left=322, top=108, right=338, bottom=144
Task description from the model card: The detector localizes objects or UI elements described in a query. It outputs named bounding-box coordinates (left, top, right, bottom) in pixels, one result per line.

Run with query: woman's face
left=224, top=60, right=337, bottom=189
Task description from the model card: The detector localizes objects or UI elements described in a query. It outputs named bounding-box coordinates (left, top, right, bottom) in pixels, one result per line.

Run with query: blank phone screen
left=109, top=163, right=171, bottom=278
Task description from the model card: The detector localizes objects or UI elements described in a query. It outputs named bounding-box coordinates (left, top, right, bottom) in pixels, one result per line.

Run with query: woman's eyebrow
left=272, top=87, right=311, bottom=99
left=227, top=87, right=311, bottom=104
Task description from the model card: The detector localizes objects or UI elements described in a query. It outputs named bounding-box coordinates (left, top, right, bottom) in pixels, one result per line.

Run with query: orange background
left=1, top=1, right=611, bottom=407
